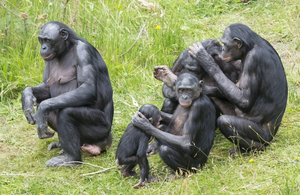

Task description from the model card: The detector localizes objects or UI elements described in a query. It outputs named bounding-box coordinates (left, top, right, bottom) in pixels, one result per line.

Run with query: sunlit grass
left=1, top=0, right=300, bottom=194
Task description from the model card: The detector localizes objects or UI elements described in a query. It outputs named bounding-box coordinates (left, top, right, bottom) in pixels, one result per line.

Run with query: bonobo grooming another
left=159, top=39, right=241, bottom=116
left=21, top=21, right=114, bottom=167
left=132, top=73, right=216, bottom=172
left=188, top=23, right=288, bottom=154
left=116, top=104, right=161, bottom=188
left=147, top=39, right=241, bottom=156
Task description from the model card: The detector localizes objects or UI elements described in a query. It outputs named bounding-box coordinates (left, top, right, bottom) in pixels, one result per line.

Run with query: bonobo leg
left=133, top=155, right=150, bottom=189
left=154, top=66, right=178, bottom=88
left=158, top=145, right=198, bottom=173
left=45, top=107, right=112, bottom=167
left=217, top=115, right=274, bottom=154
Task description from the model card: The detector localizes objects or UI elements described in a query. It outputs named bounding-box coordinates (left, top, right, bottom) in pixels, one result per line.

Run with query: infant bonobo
left=116, top=104, right=161, bottom=188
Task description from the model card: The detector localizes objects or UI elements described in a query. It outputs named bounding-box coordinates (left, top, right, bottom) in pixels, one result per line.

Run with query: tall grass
left=1, top=0, right=300, bottom=194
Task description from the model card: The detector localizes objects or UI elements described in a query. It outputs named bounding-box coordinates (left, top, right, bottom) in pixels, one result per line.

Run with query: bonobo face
left=220, top=28, right=243, bottom=62
left=38, top=23, right=69, bottom=61
left=175, top=73, right=202, bottom=108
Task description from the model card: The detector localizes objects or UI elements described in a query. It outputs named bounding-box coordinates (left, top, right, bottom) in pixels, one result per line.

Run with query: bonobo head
left=173, top=49, right=202, bottom=75
left=175, top=73, right=203, bottom=108
left=220, top=23, right=256, bottom=62
left=139, top=104, right=161, bottom=127
left=38, top=21, right=76, bottom=61
left=201, top=39, right=224, bottom=65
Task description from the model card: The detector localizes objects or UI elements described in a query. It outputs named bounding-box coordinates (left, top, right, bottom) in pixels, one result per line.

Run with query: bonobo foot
left=121, top=170, right=137, bottom=177
left=45, top=155, right=81, bottom=167
left=38, top=128, right=55, bottom=139
left=153, top=66, right=177, bottom=88
left=229, top=147, right=247, bottom=156
left=81, top=144, right=101, bottom=156
left=133, top=179, right=144, bottom=189
left=133, top=177, right=158, bottom=189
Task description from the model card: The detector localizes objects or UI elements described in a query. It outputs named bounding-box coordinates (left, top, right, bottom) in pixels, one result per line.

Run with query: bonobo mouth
left=179, top=101, right=192, bottom=108
left=42, top=53, right=53, bottom=60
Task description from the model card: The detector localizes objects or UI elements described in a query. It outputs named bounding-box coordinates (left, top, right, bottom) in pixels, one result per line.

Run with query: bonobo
left=116, top=104, right=161, bottom=188
left=132, top=73, right=216, bottom=172
left=159, top=39, right=241, bottom=116
left=21, top=21, right=114, bottom=166
left=189, top=23, right=288, bottom=154
left=147, top=39, right=240, bottom=156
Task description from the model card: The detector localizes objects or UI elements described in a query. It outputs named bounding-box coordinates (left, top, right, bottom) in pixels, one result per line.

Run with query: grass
left=1, top=0, right=300, bottom=194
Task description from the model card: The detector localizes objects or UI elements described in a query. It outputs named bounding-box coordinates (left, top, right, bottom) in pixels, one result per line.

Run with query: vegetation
left=0, top=0, right=300, bottom=194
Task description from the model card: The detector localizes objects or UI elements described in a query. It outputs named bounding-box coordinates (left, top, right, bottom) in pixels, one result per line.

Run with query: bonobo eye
left=45, top=39, right=51, bottom=43
left=178, top=89, right=183, bottom=93
left=187, top=89, right=193, bottom=93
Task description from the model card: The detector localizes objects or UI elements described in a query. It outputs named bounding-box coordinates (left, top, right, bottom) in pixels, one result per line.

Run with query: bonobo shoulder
left=76, top=40, right=92, bottom=64
left=194, top=94, right=214, bottom=109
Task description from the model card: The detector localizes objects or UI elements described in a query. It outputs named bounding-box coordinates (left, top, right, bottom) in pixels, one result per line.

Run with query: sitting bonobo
left=132, top=73, right=216, bottom=172
left=21, top=21, right=114, bottom=167
left=116, top=104, right=161, bottom=188
left=189, top=23, right=288, bottom=154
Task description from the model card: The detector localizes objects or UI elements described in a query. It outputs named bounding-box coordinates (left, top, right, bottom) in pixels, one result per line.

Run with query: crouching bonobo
left=132, top=73, right=216, bottom=173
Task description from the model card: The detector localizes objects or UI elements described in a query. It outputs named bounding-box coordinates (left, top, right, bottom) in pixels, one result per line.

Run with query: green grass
left=1, top=0, right=300, bottom=194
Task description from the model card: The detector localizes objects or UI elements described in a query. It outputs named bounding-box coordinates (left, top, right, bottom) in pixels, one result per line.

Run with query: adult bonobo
left=132, top=73, right=216, bottom=172
left=21, top=21, right=114, bottom=166
left=189, top=23, right=288, bottom=154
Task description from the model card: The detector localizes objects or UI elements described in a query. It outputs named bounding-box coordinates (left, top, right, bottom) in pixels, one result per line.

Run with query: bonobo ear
left=198, top=80, right=204, bottom=92
left=148, top=117, right=153, bottom=124
left=60, top=28, right=69, bottom=40
left=233, top=37, right=242, bottom=49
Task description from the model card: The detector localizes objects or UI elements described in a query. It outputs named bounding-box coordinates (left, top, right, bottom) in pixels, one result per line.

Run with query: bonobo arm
left=22, top=83, right=50, bottom=125
left=189, top=43, right=257, bottom=110
left=132, top=112, right=192, bottom=154
left=35, top=41, right=97, bottom=134
left=202, top=85, right=225, bottom=98
left=160, top=111, right=172, bottom=124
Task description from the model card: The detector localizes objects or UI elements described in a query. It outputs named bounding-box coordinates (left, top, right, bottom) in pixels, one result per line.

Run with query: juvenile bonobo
left=189, top=23, right=288, bottom=154
left=116, top=104, right=161, bottom=188
left=132, top=73, right=216, bottom=172
left=21, top=21, right=114, bottom=166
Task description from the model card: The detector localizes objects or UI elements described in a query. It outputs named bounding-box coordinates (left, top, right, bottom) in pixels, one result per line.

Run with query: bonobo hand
left=21, top=87, right=37, bottom=125
left=147, top=140, right=158, bottom=156
left=189, top=42, right=217, bottom=71
left=188, top=42, right=207, bottom=61
left=35, top=102, right=55, bottom=139
left=131, top=112, right=152, bottom=132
